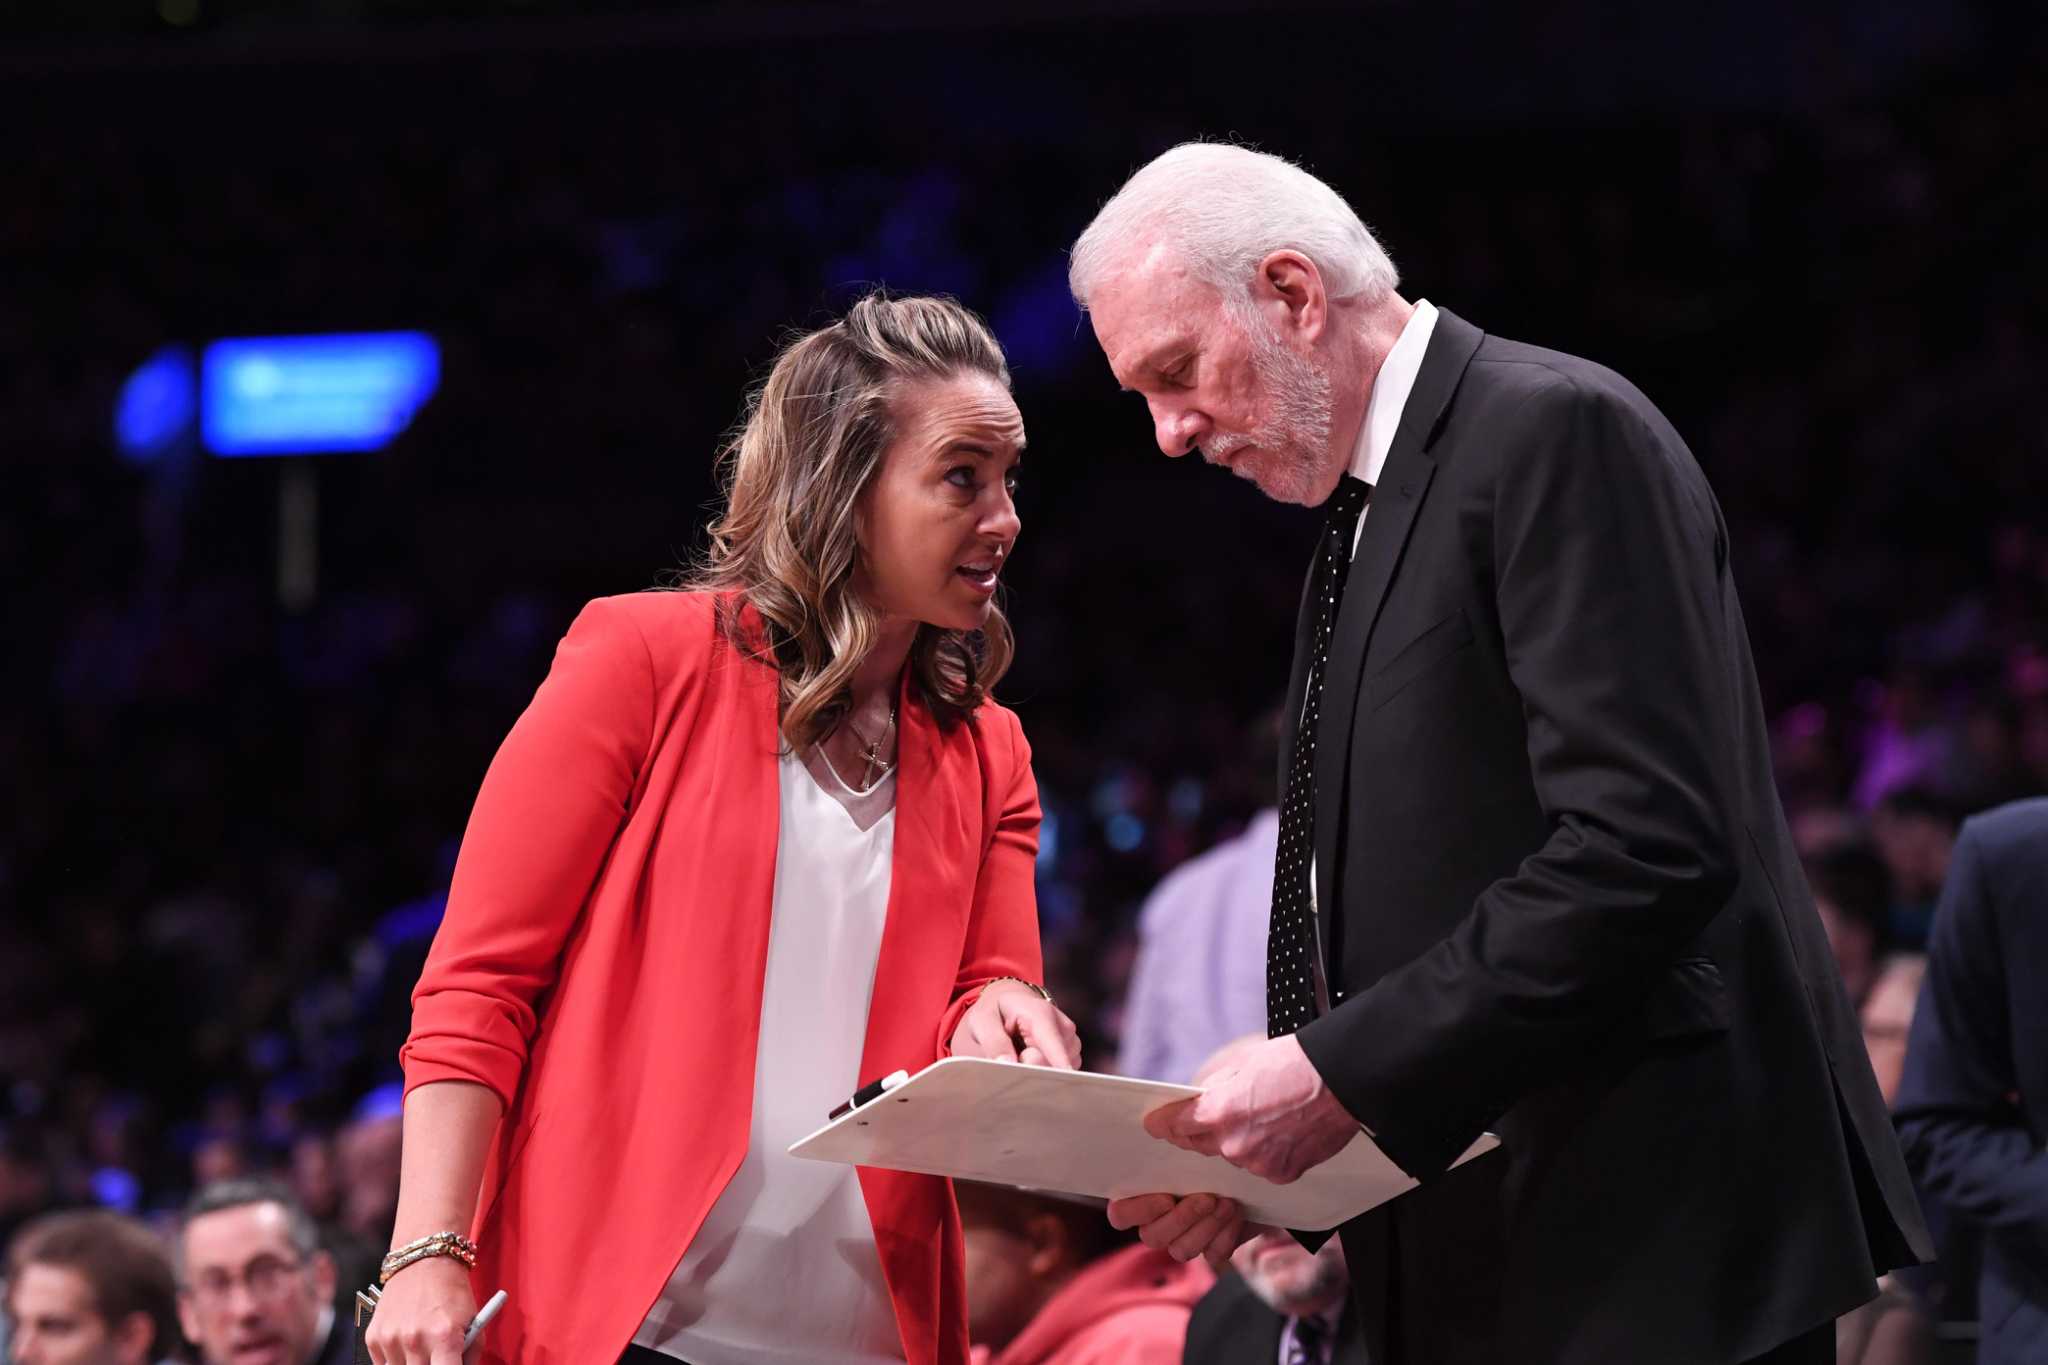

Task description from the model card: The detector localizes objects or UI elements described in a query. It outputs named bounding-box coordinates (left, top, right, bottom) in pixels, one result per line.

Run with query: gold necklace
left=846, top=701, right=898, bottom=786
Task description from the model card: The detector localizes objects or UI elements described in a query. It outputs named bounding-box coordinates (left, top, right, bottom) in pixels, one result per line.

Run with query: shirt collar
left=1346, top=298, right=1439, bottom=488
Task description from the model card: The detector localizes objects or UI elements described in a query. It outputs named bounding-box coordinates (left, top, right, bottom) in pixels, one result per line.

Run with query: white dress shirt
left=1347, top=297, right=1438, bottom=552
left=632, top=747, right=904, bottom=1363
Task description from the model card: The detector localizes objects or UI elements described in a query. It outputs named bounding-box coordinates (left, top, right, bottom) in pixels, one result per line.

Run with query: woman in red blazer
left=366, top=293, right=1077, bottom=1365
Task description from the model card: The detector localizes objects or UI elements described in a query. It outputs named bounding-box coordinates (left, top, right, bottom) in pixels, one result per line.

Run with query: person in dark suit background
left=1066, top=142, right=1930, bottom=1365
left=1182, top=1229, right=1364, bottom=1365
left=1894, top=797, right=2048, bottom=1365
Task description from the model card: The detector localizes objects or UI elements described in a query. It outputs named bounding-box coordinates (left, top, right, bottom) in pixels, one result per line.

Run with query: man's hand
left=1144, top=1034, right=1360, bottom=1183
left=1106, top=1192, right=1256, bottom=1270
left=949, top=981, right=1081, bottom=1068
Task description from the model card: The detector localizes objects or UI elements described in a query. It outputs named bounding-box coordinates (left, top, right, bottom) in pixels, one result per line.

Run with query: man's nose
left=1151, top=404, right=1207, bottom=458
left=223, top=1279, right=266, bottom=1320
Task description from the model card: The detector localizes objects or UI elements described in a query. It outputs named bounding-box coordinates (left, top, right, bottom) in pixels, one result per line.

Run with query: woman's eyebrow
left=937, top=437, right=1025, bottom=459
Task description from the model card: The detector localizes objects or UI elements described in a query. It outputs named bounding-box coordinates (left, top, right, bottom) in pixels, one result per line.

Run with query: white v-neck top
left=631, top=747, right=903, bottom=1363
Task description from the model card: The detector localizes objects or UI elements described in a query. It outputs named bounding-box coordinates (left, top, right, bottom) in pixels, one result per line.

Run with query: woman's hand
left=950, top=981, right=1082, bottom=1068
left=364, top=1256, right=477, bottom=1365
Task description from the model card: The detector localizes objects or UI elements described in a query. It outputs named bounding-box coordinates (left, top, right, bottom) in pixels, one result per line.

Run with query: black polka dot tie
left=1269, top=474, right=1371, bottom=1037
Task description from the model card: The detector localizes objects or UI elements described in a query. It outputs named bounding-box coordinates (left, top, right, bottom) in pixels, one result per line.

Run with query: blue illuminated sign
left=114, top=345, right=198, bottom=465
left=201, top=331, right=441, bottom=456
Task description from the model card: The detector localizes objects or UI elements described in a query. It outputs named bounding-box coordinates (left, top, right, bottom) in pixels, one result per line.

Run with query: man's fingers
left=1143, top=1099, right=1194, bottom=1141
left=1164, top=1102, right=1225, bottom=1156
left=1106, top=1193, right=1175, bottom=1230
left=1200, top=1203, right=1247, bottom=1270
left=1131, top=1193, right=1218, bottom=1254
left=1165, top=1203, right=1235, bottom=1262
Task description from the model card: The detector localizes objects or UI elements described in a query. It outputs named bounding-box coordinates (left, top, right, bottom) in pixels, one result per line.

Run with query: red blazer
left=399, top=591, right=1044, bottom=1365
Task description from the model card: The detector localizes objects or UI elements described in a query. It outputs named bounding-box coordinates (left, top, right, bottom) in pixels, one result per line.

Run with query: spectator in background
left=1121, top=710, right=1281, bottom=1083
left=0, top=1130, right=61, bottom=1254
left=283, top=1132, right=377, bottom=1354
left=1859, top=954, right=1926, bottom=1108
left=1183, top=1232, right=1361, bottom=1365
left=1853, top=671, right=1957, bottom=812
left=284, top=1138, right=338, bottom=1234
left=1806, top=840, right=1894, bottom=1009
left=1869, top=788, right=1960, bottom=950
left=330, top=1088, right=401, bottom=1251
left=4, top=1209, right=184, bottom=1365
left=1895, top=798, right=2048, bottom=1365
left=173, top=1181, right=348, bottom=1365
left=957, top=1182, right=1211, bottom=1365
left=1833, top=948, right=1937, bottom=1365
left=185, top=1141, right=245, bottom=1198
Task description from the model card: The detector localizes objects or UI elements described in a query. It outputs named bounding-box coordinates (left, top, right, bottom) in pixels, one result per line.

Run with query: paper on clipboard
left=787, top=1056, right=1498, bottom=1231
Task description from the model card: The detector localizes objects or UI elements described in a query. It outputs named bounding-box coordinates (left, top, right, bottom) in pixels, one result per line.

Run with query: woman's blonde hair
left=687, top=290, right=1016, bottom=750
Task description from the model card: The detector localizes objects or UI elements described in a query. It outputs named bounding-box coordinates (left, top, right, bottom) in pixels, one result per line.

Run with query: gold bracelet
left=986, top=976, right=1054, bottom=1003
left=379, top=1232, right=478, bottom=1284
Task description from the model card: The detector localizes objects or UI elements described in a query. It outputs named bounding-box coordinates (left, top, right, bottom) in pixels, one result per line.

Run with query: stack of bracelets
left=379, top=1231, right=480, bottom=1284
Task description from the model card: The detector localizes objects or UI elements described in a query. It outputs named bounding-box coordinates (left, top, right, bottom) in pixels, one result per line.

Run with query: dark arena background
left=2, top=1, right=2043, bottom=1361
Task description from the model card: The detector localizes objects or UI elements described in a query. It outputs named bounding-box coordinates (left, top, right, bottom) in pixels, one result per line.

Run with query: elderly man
left=174, top=1181, right=348, bottom=1365
left=5, top=1210, right=182, bottom=1365
left=1068, top=143, right=1928, bottom=1365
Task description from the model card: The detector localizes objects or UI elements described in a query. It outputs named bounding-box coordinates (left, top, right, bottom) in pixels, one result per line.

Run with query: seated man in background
left=173, top=1181, right=348, bottom=1365
left=960, top=1181, right=1212, bottom=1365
left=5, top=1208, right=183, bottom=1365
left=1895, top=797, right=2048, bottom=1365
left=1183, top=1230, right=1363, bottom=1365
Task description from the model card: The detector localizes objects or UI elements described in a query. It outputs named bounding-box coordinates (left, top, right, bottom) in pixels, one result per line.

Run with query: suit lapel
left=1310, top=310, right=1485, bottom=966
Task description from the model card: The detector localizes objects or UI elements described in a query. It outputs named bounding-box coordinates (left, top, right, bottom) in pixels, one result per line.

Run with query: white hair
left=1068, top=141, right=1399, bottom=313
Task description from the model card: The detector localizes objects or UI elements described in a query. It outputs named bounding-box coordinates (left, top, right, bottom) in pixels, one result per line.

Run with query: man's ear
left=1022, top=1211, right=1070, bottom=1279
left=310, top=1248, right=338, bottom=1302
left=113, top=1308, right=156, bottom=1365
left=176, top=1290, right=204, bottom=1355
left=1253, top=250, right=1328, bottom=344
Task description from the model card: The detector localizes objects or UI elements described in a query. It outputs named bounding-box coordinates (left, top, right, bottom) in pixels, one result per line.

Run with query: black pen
left=829, top=1068, right=910, bottom=1121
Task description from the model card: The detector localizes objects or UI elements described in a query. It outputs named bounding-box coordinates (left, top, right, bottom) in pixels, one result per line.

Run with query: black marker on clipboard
left=829, top=1069, right=910, bottom=1121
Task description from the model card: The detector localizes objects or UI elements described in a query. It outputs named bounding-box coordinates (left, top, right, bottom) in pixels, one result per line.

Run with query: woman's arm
left=366, top=1081, right=503, bottom=1365
left=374, top=598, right=660, bottom=1363
left=390, top=1079, right=503, bottom=1248
left=402, top=597, right=656, bottom=1108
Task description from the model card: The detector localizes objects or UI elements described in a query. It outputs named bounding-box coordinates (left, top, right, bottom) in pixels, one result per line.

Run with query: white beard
left=1202, top=320, right=1335, bottom=505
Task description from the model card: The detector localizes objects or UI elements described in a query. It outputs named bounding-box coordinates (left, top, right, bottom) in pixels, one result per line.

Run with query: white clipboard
left=787, top=1056, right=1498, bottom=1230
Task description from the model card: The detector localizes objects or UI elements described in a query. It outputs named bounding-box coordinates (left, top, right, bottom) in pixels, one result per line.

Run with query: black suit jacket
left=1182, top=1273, right=1369, bottom=1365
left=1281, top=309, right=1930, bottom=1365
left=1894, top=798, right=2048, bottom=1365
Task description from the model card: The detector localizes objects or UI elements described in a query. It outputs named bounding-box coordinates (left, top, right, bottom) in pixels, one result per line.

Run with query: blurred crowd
left=3, top=7, right=2044, bottom=1363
